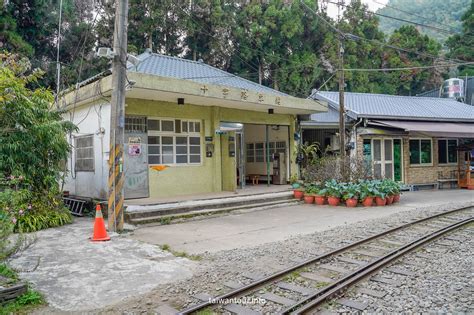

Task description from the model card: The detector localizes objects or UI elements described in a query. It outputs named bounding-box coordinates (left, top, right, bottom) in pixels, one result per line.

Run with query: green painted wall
left=125, top=98, right=296, bottom=198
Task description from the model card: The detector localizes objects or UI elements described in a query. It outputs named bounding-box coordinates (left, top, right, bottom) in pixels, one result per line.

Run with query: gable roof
left=128, top=50, right=287, bottom=96
left=308, top=91, right=474, bottom=123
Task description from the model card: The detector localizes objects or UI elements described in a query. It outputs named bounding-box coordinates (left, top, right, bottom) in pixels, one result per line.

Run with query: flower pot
left=393, top=194, right=400, bottom=203
left=293, top=190, right=304, bottom=200
left=327, top=196, right=340, bottom=206
left=385, top=195, right=394, bottom=205
left=375, top=197, right=387, bottom=206
left=314, top=195, right=326, bottom=205
left=361, top=197, right=374, bottom=207
left=303, top=195, right=314, bottom=204
left=345, top=198, right=358, bottom=207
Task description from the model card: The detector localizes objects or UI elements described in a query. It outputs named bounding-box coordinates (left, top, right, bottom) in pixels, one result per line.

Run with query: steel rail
left=178, top=205, right=473, bottom=314
left=285, top=216, right=473, bottom=314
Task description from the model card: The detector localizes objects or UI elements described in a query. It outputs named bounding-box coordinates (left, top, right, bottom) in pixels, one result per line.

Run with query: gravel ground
left=325, top=224, right=474, bottom=313
left=96, top=200, right=474, bottom=314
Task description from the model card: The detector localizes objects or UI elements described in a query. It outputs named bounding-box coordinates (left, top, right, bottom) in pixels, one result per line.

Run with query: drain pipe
left=351, top=118, right=364, bottom=157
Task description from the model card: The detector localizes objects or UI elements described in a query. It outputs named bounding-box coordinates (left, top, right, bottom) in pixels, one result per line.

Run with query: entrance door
left=372, top=138, right=394, bottom=180
left=124, top=133, right=149, bottom=199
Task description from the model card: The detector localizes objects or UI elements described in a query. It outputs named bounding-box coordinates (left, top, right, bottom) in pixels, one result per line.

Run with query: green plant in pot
left=325, top=179, right=342, bottom=206
left=359, top=180, right=376, bottom=207
left=303, top=184, right=317, bottom=204
left=392, top=181, right=401, bottom=202
left=382, top=179, right=395, bottom=205
left=342, top=182, right=359, bottom=207
left=373, top=180, right=387, bottom=206
left=314, top=186, right=327, bottom=206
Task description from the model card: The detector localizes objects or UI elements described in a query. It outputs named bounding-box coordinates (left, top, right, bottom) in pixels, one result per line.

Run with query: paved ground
left=8, top=218, right=195, bottom=312
left=131, top=190, right=474, bottom=254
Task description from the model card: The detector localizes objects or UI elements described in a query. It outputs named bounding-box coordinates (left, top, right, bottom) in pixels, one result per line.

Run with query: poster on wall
left=128, top=137, right=142, bottom=156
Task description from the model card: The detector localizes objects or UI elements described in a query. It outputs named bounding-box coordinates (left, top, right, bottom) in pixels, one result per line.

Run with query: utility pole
left=108, top=0, right=129, bottom=232
left=337, top=0, right=345, bottom=160
left=338, top=40, right=345, bottom=159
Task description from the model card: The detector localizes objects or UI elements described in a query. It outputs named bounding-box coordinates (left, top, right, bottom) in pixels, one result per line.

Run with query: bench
left=409, top=183, right=439, bottom=191
left=437, top=170, right=458, bottom=189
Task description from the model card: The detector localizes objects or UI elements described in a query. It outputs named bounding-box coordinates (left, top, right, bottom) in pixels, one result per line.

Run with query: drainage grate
left=63, top=197, right=86, bottom=216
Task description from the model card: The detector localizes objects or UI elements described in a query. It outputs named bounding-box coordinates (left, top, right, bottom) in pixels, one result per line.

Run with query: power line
left=343, top=61, right=474, bottom=72
left=325, top=0, right=466, bottom=38
left=370, top=0, right=467, bottom=36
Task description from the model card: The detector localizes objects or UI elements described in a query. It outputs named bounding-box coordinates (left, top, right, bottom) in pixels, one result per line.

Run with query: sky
left=324, top=0, right=388, bottom=19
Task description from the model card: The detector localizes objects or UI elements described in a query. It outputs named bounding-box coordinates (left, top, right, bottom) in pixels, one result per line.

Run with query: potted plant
left=303, top=184, right=316, bottom=204
left=314, top=186, right=327, bottom=205
left=374, top=180, right=387, bottom=206
left=383, top=179, right=395, bottom=205
left=359, top=180, right=375, bottom=207
left=325, top=179, right=342, bottom=206
left=392, top=181, right=401, bottom=202
left=293, top=187, right=304, bottom=200
left=342, top=182, right=359, bottom=207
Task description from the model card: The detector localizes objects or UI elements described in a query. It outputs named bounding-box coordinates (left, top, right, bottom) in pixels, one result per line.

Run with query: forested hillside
left=0, top=0, right=471, bottom=97
left=377, top=0, right=470, bottom=42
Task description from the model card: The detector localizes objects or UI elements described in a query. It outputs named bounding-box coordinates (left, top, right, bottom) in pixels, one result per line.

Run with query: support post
left=266, top=125, right=270, bottom=186
left=338, top=40, right=345, bottom=160
left=108, top=0, right=129, bottom=232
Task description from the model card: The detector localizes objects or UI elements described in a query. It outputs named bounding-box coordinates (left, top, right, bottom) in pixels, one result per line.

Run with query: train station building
left=303, top=91, right=474, bottom=190
left=61, top=50, right=327, bottom=200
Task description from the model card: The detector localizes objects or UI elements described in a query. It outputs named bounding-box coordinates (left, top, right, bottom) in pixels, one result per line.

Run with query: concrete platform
left=9, top=218, right=195, bottom=312
left=130, top=190, right=474, bottom=255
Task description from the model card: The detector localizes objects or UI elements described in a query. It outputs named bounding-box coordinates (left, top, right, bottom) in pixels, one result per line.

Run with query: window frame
left=437, top=138, right=458, bottom=165
left=147, top=117, right=202, bottom=166
left=409, top=138, right=433, bottom=166
left=74, top=134, right=95, bottom=172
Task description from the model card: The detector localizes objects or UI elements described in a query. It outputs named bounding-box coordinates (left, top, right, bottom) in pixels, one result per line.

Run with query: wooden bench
left=437, top=170, right=458, bottom=189
left=248, top=174, right=260, bottom=185
left=409, top=183, right=439, bottom=191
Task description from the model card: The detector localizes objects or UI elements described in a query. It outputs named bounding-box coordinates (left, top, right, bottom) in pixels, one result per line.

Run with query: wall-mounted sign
left=128, top=137, right=141, bottom=144
left=128, top=144, right=141, bottom=156
left=205, top=136, right=213, bottom=142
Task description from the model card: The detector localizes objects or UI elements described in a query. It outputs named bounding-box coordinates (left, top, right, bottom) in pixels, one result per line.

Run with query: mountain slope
left=377, top=0, right=471, bottom=42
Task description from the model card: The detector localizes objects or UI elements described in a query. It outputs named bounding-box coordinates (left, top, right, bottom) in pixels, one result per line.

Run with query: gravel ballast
left=94, top=200, right=474, bottom=314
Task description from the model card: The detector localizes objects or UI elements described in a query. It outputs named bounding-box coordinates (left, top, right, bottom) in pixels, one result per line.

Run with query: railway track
left=177, top=206, right=474, bottom=315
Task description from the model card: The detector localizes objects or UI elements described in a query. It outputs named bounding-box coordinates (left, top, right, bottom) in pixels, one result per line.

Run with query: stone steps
left=125, top=191, right=297, bottom=225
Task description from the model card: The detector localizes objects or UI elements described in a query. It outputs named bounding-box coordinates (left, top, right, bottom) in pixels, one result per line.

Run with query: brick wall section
left=355, top=133, right=458, bottom=185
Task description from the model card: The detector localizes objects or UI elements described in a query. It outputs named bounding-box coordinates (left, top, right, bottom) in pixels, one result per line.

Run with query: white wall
left=63, top=102, right=111, bottom=199
left=244, top=124, right=289, bottom=178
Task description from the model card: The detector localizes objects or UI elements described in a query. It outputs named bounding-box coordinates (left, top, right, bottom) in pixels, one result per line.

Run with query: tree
left=0, top=53, right=76, bottom=191
left=446, top=0, right=474, bottom=76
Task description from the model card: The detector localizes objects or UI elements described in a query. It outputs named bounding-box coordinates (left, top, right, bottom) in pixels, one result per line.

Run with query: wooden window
left=409, top=139, right=432, bottom=165
left=75, top=135, right=94, bottom=172
left=438, top=139, right=457, bottom=164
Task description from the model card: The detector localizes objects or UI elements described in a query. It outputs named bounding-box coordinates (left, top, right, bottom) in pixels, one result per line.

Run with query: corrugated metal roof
left=128, top=51, right=287, bottom=96
left=308, top=91, right=474, bottom=122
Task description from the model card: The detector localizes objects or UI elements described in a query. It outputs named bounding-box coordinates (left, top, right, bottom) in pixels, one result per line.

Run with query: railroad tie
left=299, top=272, right=333, bottom=283
left=318, top=264, right=352, bottom=274
left=223, top=281, right=243, bottom=290
left=276, top=281, right=315, bottom=296
left=386, top=267, right=415, bottom=277
left=337, top=298, right=368, bottom=311
left=155, top=305, right=180, bottom=315
left=378, top=239, right=404, bottom=247
left=357, top=287, right=387, bottom=298
left=224, top=303, right=260, bottom=315
left=259, top=292, right=297, bottom=306
left=370, top=276, right=402, bottom=287
left=337, top=256, right=368, bottom=266
left=352, top=250, right=382, bottom=258
left=193, top=293, right=213, bottom=302
left=242, top=272, right=265, bottom=281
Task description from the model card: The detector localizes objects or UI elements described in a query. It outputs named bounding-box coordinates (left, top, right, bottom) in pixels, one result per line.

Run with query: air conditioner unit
left=96, top=47, right=115, bottom=59
left=330, top=134, right=340, bottom=151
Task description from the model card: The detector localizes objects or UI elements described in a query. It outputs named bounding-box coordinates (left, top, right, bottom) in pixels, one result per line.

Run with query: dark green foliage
left=377, top=0, right=470, bottom=42
left=446, top=1, right=474, bottom=76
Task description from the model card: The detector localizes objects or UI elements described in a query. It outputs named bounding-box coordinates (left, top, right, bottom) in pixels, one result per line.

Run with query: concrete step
left=127, top=198, right=299, bottom=225
left=126, top=191, right=294, bottom=220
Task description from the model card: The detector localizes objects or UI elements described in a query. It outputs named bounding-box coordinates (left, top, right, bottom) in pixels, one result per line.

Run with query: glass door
left=371, top=138, right=396, bottom=180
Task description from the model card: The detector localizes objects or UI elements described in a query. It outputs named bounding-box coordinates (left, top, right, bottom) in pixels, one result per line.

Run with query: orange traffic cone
left=91, top=204, right=110, bottom=242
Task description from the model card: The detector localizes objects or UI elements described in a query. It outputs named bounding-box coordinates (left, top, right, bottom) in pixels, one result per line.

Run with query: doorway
left=370, top=138, right=403, bottom=181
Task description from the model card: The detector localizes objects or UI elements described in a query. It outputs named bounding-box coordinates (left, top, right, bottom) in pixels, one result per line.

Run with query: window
left=438, top=139, right=457, bottom=164
left=255, top=143, right=264, bottom=162
left=125, top=116, right=147, bottom=132
left=246, top=143, right=254, bottom=162
left=409, top=139, right=432, bottom=165
left=147, top=118, right=202, bottom=165
left=75, top=135, right=94, bottom=171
